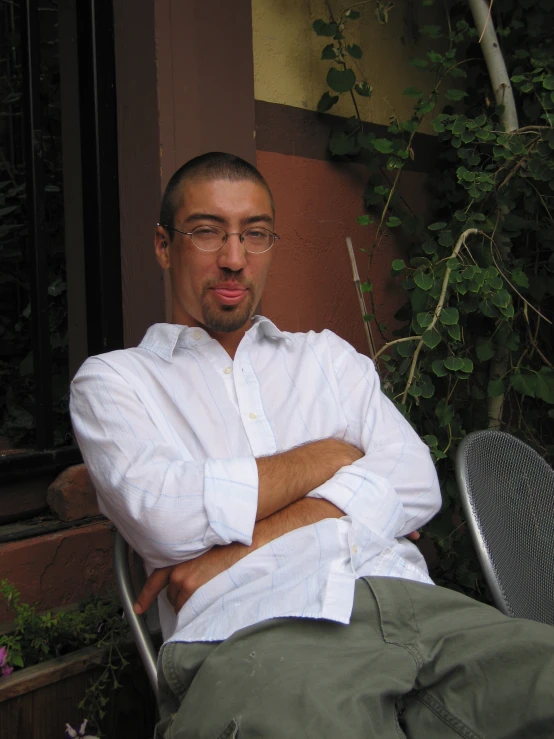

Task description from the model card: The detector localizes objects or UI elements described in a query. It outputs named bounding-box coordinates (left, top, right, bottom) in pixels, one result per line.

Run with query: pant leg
left=155, top=581, right=418, bottom=739
left=366, top=577, right=554, bottom=739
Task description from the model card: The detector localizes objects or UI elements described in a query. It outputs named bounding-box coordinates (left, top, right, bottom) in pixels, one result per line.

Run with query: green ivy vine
left=313, top=0, right=554, bottom=599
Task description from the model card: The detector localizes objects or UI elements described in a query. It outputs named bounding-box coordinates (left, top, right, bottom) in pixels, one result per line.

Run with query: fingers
left=407, top=530, right=420, bottom=541
left=133, top=566, right=172, bottom=614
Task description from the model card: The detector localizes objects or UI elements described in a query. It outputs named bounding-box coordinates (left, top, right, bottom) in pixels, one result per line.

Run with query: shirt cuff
left=203, top=456, right=259, bottom=547
left=307, top=465, right=406, bottom=541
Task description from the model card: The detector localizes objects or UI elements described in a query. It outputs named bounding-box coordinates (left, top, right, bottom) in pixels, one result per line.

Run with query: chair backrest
left=113, top=530, right=159, bottom=696
left=456, top=429, right=554, bottom=625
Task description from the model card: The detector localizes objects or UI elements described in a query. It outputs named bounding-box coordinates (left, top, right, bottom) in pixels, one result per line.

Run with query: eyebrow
left=184, top=212, right=274, bottom=226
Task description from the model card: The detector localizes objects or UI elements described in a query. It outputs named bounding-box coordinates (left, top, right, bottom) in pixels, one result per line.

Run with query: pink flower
left=0, top=646, right=14, bottom=677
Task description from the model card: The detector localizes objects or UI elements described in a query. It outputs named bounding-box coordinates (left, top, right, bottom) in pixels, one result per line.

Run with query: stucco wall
left=252, top=0, right=441, bottom=133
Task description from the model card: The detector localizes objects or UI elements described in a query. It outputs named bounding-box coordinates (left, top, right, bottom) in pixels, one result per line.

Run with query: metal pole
left=20, top=0, right=54, bottom=449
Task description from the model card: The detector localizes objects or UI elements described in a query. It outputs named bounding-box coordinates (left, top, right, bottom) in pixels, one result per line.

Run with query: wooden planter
left=0, top=643, right=157, bottom=738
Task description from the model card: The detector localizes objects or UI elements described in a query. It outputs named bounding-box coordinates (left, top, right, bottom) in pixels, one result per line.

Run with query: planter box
left=0, top=642, right=157, bottom=738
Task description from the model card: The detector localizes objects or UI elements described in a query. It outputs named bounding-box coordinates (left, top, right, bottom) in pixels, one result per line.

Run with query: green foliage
left=0, top=580, right=129, bottom=736
left=313, top=1, right=554, bottom=600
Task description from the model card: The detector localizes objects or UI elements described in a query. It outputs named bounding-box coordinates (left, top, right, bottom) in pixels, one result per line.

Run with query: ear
left=155, top=225, right=171, bottom=270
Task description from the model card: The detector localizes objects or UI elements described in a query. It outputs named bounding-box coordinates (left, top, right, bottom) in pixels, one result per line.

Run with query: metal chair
left=456, top=429, right=554, bottom=625
left=113, top=530, right=159, bottom=696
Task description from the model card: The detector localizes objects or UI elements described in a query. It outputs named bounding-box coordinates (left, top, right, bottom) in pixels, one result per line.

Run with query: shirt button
left=248, top=412, right=257, bottom=420
left=193, top=330, right=201, bottom=340
left=352, top=545, right=358, bottom=554
left=224, top=366, right=232, bottom=375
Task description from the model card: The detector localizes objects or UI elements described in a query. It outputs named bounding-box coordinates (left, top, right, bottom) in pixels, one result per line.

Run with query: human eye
left=194, top=225, right=221, bottom=236
left=245, top=228, right=268, bottom=239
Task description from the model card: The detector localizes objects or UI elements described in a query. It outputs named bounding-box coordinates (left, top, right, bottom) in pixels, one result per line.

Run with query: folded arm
left=306, top=332, right=442, bottom=547
left=70, top=358, right=362, bottom=568
left=135, top=497, right=344, bottom=614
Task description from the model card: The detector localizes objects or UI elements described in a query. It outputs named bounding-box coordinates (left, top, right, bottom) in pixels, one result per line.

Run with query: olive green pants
left=155, top=578, right=554, bottom=738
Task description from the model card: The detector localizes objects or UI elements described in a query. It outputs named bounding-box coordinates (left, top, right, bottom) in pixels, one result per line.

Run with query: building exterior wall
left=252, top=0, right=440, bottom=134
left=252, top=0, right=440, bottom=353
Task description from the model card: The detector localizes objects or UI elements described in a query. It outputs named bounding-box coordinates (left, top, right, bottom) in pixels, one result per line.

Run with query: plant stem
left=401, top=229, right=481, bottom=404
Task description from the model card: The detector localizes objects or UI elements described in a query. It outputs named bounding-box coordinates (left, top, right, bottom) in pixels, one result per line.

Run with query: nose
left=217, top=233, right=248, bottom=272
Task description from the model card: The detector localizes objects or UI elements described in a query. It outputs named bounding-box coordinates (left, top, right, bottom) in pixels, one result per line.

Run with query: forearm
left=134, top=497, right=345, bottom=614
left=255, top=439, right=361, bottom=520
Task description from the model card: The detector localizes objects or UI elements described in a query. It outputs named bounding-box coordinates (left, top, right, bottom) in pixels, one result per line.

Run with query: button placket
left=234, top=341, right=277, bottom=456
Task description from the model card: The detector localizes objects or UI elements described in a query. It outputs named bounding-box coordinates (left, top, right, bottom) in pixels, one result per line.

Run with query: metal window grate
left=456, top=430, right=554, bottom=625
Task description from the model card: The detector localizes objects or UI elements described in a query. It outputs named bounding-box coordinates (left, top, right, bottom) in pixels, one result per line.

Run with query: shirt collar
left=138, top=316, right=293, bottom=362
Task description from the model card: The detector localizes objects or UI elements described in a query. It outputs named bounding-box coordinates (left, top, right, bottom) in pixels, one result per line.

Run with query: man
left=71, top=152, right=554, bottom=738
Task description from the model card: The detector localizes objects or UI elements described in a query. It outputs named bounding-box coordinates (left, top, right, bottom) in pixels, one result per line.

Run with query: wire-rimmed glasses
left=159, top=224, right=279, bottom=254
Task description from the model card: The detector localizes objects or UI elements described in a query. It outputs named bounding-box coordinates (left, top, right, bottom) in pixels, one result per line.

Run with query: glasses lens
left=243, top=228, right=274, bottom=253
left=191, top=225, right=225, bottom=251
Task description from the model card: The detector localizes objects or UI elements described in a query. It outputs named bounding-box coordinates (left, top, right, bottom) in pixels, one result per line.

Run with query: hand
left=134, top=543, right=247, bottom=616
left=407, top=530, right=420, bottom=541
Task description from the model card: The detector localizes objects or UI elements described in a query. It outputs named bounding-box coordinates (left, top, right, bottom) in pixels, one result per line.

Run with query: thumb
left=134, top=566, right=172, bottom=614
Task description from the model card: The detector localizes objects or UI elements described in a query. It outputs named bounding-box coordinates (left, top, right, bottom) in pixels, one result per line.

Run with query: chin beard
left=200, top=293, right=255, bottom=333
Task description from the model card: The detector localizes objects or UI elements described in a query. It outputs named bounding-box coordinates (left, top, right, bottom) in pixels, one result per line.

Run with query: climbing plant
left=313, top=0, right=554, bottom=598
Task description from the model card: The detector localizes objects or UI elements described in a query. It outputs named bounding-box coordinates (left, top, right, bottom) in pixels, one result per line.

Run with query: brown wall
left=258, top=150, right=430, bottom=355
left=255, top=103, right=435, bottom=355
left=113, top=0, right=256, bottom=347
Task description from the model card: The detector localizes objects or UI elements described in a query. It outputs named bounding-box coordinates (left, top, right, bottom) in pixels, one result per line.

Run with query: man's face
left=155, top=178, right=275, bottom=335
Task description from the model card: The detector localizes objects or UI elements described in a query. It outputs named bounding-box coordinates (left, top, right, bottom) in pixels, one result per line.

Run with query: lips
left=210, top=285, right=248, bottom=305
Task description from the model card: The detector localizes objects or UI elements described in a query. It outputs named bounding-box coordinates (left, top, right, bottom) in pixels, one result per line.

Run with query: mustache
left=203, top=274, right=253, bottom=291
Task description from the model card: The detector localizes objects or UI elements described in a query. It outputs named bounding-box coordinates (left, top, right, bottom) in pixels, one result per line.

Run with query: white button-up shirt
left=70, top=317, right=441, bottom=644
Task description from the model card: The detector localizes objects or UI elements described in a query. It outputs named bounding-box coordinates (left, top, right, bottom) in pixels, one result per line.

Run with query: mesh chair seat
left=456, top=430, right=554, bottom=625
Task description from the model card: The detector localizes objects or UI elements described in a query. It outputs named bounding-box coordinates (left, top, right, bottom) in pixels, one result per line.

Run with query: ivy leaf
left=475, top=337, right=495, bottom=362
left=417, top=312, right=433, bottom=328
left=419, top=373, right=435, bottom=398
left=460, top=358, right=473, bottom=374
left=357, top=214, right=374, bottom=226
left=444, top=356, right=464, bottom=371
left=445, top=89, right=467, bottom=101
left=536, top=368, right=554, bottom=404
left=510, top=369, right=537, bottom=398
left=438, top=230, right=454, bottom=247
left=329, top=131, right=359, bottom=155
left=439, top=307, right=459, bottom=325
left=423, top=434, right=438, bottom=448
left=488, top=378, right=504, bottom=397
left=317, top=91, right=339, bottom=112
left=373, top=138, right=394, bottom=154
left=321, top=44, right=337, bottom=60
left=422, top=329, right=441, bottom=348
left=386, top=216, right=402, bottom=227
left=402, top=87, right=424, bottom=98
left=511, top=269, right=529, bottom=288
left=414, top=271, right=433, bottom=290
left=346, top=44, right=362, bottom=59
left=313, top=19, right=337, bottom=36
left=361, top=281, right=373, bottom=293
left=432, top=359, right=448, bottom=377
left=448, top=324, right=461, bottom=341
left=435, top=398, right=454, bottom=426
left=355, top=81, right=372, bottom=97
left=543, top=74, right=554, bottom=91
left=392, top=259, right=405, bottom=271
left=397, top=340, right=417, bottom=357
left=491, top=289, right=511, bottom=309
left=327, top=67, right=356, bottom=92
left=428, top=221, right=447, bottom=231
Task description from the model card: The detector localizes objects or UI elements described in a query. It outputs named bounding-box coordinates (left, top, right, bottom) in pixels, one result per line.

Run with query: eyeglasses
left=159, top=224, right=280, bottom=254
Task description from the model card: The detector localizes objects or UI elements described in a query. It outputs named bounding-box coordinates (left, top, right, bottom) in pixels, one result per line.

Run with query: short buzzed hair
left=159, top=152, right=274, bottom=238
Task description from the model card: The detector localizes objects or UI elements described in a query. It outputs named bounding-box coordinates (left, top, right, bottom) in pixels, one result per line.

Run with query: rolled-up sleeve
left=70, top=358, right=258, bottom=568
left=308, top=332, right=442, bottom=542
